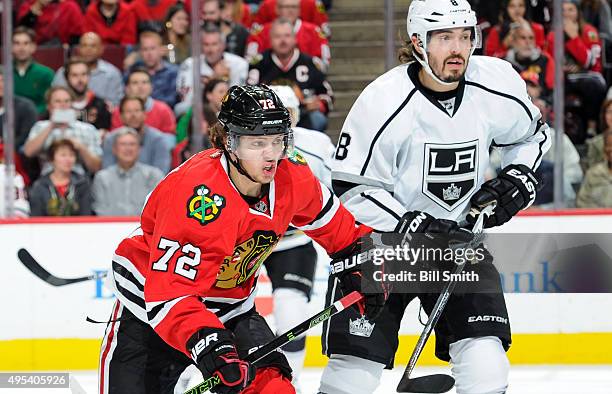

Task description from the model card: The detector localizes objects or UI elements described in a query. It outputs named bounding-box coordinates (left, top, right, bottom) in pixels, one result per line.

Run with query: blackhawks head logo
left=187, top=185, right=226, bottom=225
left=288, top=149, right=307, bottom=165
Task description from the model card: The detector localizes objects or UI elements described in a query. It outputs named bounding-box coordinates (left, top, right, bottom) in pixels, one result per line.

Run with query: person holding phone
left=23, top=86, right=103, bottom=176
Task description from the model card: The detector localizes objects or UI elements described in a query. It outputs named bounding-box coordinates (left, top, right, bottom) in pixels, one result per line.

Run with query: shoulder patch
left=187, top=184, right=226, bottom=225
left=288, top=149, right=308, bottom=165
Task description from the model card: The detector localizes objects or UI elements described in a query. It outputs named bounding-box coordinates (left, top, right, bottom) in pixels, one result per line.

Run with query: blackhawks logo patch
left=187, top=185, right=226, bottom=225
left=288, top=150, right=308, bottom=165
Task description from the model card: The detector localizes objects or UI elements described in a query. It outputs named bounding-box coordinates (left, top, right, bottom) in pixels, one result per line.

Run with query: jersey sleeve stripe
left=147, top=296, right=188, bottom=328
left=112, top=261, right=144, bottom=292
left=114, top=279, right=146, bottom=310
left=531, top=124, right=549, bottom=170
left=332, top=171, right=394, bottom=193
left=112, top=253, right=146, bottom=285
left=360, top=192, right=402, bottom=221
left=295, top=196, right=340, bottom=231
left=306, top=184, right=334, bottom=225
left=360, top=88, right=417, bottom=176
left=465, top=81, right=533, bottom=121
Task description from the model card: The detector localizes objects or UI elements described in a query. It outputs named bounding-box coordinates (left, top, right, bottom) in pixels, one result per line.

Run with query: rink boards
left=1, top=211, right=612, bottom=370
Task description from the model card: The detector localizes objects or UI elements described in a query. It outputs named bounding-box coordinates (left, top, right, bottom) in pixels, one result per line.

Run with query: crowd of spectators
left=473, top=0, right=612, bottom=208
left=7, top=0, right=612, bottom=214
left=0, top=0, right=334, bottom=217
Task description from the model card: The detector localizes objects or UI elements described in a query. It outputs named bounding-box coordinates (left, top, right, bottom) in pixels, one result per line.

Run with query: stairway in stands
left=326, top=0, right=411, bottom=142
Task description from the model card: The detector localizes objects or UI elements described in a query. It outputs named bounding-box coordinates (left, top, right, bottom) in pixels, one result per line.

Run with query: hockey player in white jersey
left=266, top=85, right=335, bottom=392
left=319, top=1, right=551, bottom=393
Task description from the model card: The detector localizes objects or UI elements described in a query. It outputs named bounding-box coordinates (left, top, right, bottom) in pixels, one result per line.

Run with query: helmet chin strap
left=224, top=150, right=259, bottom=184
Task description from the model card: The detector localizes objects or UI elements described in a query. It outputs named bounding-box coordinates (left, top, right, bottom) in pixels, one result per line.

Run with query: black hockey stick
left=184, top=290, right=364, bottom=394
left=396, top=204, right=495, bottom=393
left=17, top=248, right=107, bottom=286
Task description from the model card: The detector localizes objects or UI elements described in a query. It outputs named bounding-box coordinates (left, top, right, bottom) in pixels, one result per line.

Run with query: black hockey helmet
left=218, top=84, right=291, bottom=136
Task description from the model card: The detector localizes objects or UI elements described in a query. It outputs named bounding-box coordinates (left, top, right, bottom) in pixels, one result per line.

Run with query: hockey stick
left=17, top=248, right=107, bottom=286
left=396, top=204, right=495, bottom=393
left=184, top=290, right=364, bottom=394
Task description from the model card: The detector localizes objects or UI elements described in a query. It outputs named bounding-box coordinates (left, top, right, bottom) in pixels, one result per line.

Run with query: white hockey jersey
left=331, top=56, right=551, bottom=231
left=275, top=126, right=335, bottom=252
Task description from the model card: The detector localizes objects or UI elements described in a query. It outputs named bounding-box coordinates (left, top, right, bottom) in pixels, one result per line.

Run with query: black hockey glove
left=187, top=328, right=256, bottom=394
left=329, top=235, right=390, bottom=321
left=394, top=210, right=474, bottom=249
left=468, top=164, right=539, bottom=228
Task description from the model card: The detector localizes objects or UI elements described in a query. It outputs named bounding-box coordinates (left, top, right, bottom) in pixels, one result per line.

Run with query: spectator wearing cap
left=24, top=86, right=103, bottom=175
left=577, top=132, right=612, bottom=208
left=29, top=139, right=92, bottom=216
left=17, top=0, right=84, bottom=45
left=545, top=0, right=606, bottom=137
left=161, top=4, right=192, bottom=65
left=93, top=128, right=163, bottom=215
left=111, top=68, right=177, bottom=136
left=126, top=30, right=179, bottom=108
left=202, top=0, right=250, bottom=57
left=176, top=23, right=248, bottom=116
left=53, top=32, right=125, bottom=107
left=63, top=58, right=112, bottom=132
left=505, top=21, right=554, bottom=100
left=85, top=0, right=138, bottom=46
left=485, top=0, right=546, bottom=58
left=104, top=97, right=173, bottom=173
left=586, top=99, right=612, bottom=169
left=254, top=0, right=329, bottom=36
left=246, top=0, right=330, bottom=69
left=11, top=27, right=54, bottom=114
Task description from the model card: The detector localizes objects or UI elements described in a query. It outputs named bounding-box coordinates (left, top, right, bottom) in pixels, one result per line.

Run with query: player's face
left=507, top=0, right=526, bottom=22
left=426, top=28, right=472, bottom=83
left=67, top=63, right=90, bottom=96
left=235, top=135, right=287, bottom=183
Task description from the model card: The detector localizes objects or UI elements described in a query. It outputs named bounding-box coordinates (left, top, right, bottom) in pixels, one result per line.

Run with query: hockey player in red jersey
left=98, top=84, right=384, bottom=394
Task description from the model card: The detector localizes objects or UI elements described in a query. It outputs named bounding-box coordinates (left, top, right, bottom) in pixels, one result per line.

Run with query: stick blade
left=17, top=248, right=94, bottom=286
left=396, top=374, right=455, bottom=393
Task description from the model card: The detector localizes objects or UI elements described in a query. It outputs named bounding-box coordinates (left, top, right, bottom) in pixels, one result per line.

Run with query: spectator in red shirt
left=85, top=0, right=138, bottom=46
left=111, top=68, right=177, bottom=136
left=130, top=0, right=179, bottom=25
left=254, top=0, right=328, bottom=36
left=247, top=0, right=330, bottom=69
left=484, top=0, right=546, bottom=58
left=546, top=0, right=606, bottom=136
left=17, top=0, right=85, bottom=45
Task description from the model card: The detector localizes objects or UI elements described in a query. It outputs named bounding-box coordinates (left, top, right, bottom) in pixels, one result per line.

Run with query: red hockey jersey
left=109, top=149, right=369, bottom=356
left=253, top=0, right=329, bottom=36
left=545, top=23, right=603, bottom=73
left=247, top=19, right=330, bottom=67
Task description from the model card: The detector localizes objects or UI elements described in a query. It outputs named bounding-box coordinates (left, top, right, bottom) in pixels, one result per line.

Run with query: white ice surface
left=1, top=365, right=611, bottom=394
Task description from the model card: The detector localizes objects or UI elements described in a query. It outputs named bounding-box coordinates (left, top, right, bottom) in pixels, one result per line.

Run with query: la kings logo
left=423, top=140, right=478, bottom=211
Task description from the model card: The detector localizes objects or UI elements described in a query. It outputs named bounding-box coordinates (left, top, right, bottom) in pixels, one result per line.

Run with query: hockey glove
left=187, top=328, right=256, bottom=394
left=394, top=210, right=473, bottom=249
left=468, top=164, right=539, bottom=228
left=329, top=235, right=390, bottom=320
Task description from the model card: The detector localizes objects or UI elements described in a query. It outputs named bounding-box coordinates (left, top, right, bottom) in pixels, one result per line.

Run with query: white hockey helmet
left=269, top=85, right=300, bottom=125
left=407, top=0, right=481, bottom=85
